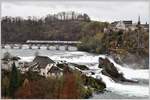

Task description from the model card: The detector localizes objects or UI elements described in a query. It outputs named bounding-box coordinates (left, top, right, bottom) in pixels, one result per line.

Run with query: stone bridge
left=1, top=40, right=82, bottom=50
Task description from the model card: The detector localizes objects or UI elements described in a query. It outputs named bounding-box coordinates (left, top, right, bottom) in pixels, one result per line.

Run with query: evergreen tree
left=9, top=62, right=20, bottom=98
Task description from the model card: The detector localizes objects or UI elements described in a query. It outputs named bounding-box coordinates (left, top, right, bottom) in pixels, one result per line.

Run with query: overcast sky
left=1, top=1, right=149, bottom=23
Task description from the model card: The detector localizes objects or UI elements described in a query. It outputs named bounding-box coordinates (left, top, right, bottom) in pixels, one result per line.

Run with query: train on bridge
left=1, top=40, right=82, bottom=51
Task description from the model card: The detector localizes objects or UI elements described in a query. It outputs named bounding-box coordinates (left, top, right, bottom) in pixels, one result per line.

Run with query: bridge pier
left=10, top=44, right=14, bottom=49
left=56, top=45, right=59, bottom=50
left=1, top=44, right=5, bottom=49
left=65, top=45, right=69, bottom=51
left=38, top=44, right=41, bottom=49
left=29, top=44, right=32, bottom=49
left=47, top=45, right=50, bottom=50
left=19, top=44, right=22, bottom=49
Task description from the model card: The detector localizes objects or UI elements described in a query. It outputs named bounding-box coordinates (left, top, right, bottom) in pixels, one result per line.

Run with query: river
left=1, top=45, right=149, bottom=99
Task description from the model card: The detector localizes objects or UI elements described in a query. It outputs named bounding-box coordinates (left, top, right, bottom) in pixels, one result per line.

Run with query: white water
left=107, top=56, right=149, bottom=80
left=101, top=74, right=149, bottom=97
left=91, top=71, right=149, bottom=97
left=2, top=48, right=149, bottom=98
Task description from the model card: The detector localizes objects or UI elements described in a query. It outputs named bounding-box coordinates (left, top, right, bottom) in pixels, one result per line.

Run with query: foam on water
left=19, top=56, right=34, bottom=62
left=106, top=56, right=149, bottom=80
left=99, top=73, right=149, bottom=97
left=50, top=52, right=149, bottom=97
left=2, top=49, right=149, bottom=97
left=18, top=52, right=149, bottom=80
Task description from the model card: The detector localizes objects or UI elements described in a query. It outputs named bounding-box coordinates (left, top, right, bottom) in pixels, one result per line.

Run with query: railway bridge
left=1, top=40, right=82, bottom=50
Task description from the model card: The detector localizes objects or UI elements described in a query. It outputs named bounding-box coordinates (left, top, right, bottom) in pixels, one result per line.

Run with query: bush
left=82, top=75, right=106, bottom=92
left=2, top=64, right=106, bottom=99
left=81, top=86, right=93, bottom=99
left=77, top=32, right=104, bottom=54
left=71, top=63, right=89, bottom=70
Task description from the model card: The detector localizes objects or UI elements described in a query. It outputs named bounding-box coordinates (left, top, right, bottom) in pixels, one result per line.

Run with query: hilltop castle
left=110, top=16, right=149, bottom=32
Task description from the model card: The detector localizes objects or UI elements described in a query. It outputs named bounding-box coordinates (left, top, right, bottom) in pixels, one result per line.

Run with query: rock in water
left=111, top=53, right=149, bottom=69
left=99, top=57, right=138, bottom=83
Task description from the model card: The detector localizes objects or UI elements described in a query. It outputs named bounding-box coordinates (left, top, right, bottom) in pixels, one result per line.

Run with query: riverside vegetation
left=2, top=11, right=148, bottom=58
left=2, top=59, right=106, bottom=99
left=1, top=11, right=149, bottom=98
left=77, top=29, right=149, bottom=68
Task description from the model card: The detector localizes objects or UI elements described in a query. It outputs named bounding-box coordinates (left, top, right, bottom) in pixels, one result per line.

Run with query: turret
left=138, top=16, right=141, bottom=25
left=146, top=22, right=148, bottom=25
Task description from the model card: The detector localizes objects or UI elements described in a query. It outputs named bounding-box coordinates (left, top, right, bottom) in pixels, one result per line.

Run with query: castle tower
left=137, top=16, right=142, bottom=48
left=138, top=16, right=141, bottom=25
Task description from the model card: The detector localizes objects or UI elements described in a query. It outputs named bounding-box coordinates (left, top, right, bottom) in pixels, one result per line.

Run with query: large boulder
left=120, top=53, right=149, bottom=69
left=70, top=63, right=89, bottom=70
left=98, top=57, right=138, bottom=83
left=110, top=52, right=149, bottom=69
left=81, top=75, right=106, bottom=92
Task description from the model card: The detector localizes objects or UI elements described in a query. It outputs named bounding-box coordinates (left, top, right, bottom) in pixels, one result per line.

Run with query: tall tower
left=138, top=16, right=141, bottom=25
left=137, top=16, right=142, bottom=49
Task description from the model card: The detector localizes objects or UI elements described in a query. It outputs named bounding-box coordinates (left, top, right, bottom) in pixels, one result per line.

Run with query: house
left=111, top=21, right=118, bottom=27
left=111, top=16, right=149, bottom=32
left=123, top=20, right=132, bottom=27
left=111, top=20, right=132, bottom=28
left=111, top=21, right=127, bottom=31
left=47, top=66, right=63, bottom=77
left=77, top=14, right=85, bottom=21
left=18, top=61, right=30, bottom=73
left=116, top=21, right=126, bottom=30
left=30, top=56, right=63, bottom=77
left=128, top=24, right=137, bottom=31
left=142, top=22, right=149, bottom=32
left=1, top=58, right=10, bottom=71
left=1, top=56, right=21, bottom=71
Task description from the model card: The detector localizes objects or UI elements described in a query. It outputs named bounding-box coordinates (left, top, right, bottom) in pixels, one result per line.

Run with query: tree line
left=1, top=11, right=91, bottom=43
left=1, top=60, right=106, bottom=99
left=1, top=11, right=109, bottom=43
left=77, top=28, right=149, bottom=58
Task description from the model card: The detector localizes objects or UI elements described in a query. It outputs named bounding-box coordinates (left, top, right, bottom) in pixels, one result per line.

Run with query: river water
left=1, top=45, right=149, bottom=99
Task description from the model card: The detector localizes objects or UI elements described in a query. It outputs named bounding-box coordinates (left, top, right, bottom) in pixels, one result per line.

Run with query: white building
left=1, top=56, right=21, bottom=71
left=116, top=21, right=126, bottom=30
left=30, top=56, right=63, bottom=77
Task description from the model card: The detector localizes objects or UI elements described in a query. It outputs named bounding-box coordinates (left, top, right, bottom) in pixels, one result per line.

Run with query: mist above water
left=2, top=46, right=149, bottom=98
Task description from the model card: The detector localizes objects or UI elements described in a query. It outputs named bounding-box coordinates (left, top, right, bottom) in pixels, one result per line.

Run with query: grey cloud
left=1, top=1, right=149, bottom=23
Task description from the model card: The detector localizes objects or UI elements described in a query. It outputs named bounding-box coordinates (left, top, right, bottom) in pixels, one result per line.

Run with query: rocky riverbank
left=1, top=49, right=149, bottom=99
left=109, top=52, right=149, bottom=69
left=98, top=57, right=138, bottom=83
left=1, top=53, right=106, bottom=99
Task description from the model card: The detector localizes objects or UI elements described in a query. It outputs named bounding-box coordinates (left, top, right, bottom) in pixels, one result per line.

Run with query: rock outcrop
left=70, top=63, right=89, bottom=70
left=110, top=53, right=149, bottom=69
left=98, top=57, right=138, bottom=83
